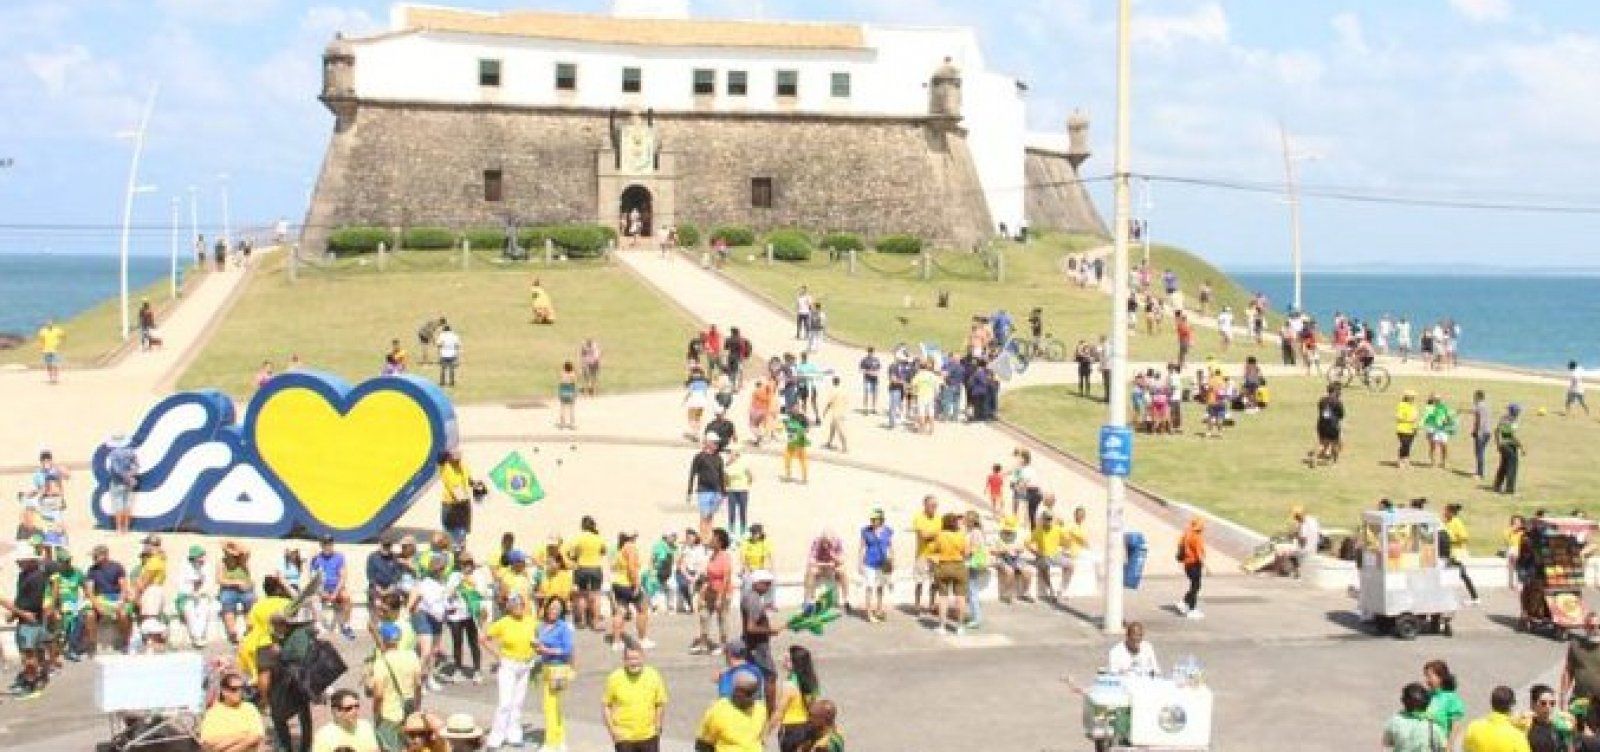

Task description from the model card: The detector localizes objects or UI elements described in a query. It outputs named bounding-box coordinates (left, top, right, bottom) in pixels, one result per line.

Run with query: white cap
left=750, top=570, right=775, bottom=584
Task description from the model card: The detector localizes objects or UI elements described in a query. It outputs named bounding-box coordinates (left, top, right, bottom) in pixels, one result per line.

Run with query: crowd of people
left=1378, top=650, right=1600, bottom=752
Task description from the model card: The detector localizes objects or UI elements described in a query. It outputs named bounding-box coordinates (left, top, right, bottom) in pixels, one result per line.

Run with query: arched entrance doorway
left=620, top=185, right=653, bottom=238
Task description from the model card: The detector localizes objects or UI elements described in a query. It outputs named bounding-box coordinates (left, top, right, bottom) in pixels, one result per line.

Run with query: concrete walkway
left=0, top=253, right=265, bottom=468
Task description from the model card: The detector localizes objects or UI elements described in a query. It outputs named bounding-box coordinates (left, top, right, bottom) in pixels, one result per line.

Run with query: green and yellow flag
left=489, top=451, right=545, bottom=506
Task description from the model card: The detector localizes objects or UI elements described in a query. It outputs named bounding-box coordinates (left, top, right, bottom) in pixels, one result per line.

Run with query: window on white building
left=479, top=59, right=502, bottom=87
left=751, top=177, right=774, bottom=209
left=555, top=63, right=577, bottom=91
left=483, top=170, right=503, bottom=202
left=727, top=70, right=748, bottom=96
left=830, top=72, right=851, bottom=98
left=622, top=67, right=643, bottom=93
left=776, top=70, right=798, bottom=98
left=693, top=69, right=715, bottom=96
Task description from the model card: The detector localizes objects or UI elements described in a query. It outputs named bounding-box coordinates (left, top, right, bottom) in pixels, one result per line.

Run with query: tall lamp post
left=219, top=172, right=232, bottom=251
left=188, top=185, right=199, bottom=258
left=117, top=86, right=160, bottom=341
left=169, top=196, right=180, bottom=298
left=1101, top=0, right=1134, bottom=635
left=1279, top=123, right=1318, bottom=313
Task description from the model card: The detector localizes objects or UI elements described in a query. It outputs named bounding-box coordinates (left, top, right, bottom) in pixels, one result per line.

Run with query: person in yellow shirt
left=931, top=514, right=970, bottom=635
left=911, top=495, right=942, bottom=614
left=1442, top=503, right=1480, bottom=605
left=610, top=530, right=653, bottom=651
left=1027, top=510, right=1073, bottom=601
left=1463, top=686, right=1532, bottom=752
left=741, top=524, right=773, bottom=582
left=199, top=671, right=265, bottom=752
left=496, top=550, right=536, bottom=614
left=569, top=516, right=608, bottom=631
left=602, top=645, right=669, bottom=749
left=1396, top=390, right=1420, bottom=470
left=480, top=594, right=538, bottom=750
left=697, top=672, right=767, bottom=752
left=437, top=450, right=474, bottom=548
left=311, top=689, right=380, bottom=752
left=539, top=547, right=575, bottom=612
left=1503, top=514, right=1526, bottom=590
left=37, top=319, right=64, bottom=384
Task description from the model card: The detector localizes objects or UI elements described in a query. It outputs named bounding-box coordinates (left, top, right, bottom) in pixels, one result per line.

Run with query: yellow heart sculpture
left=255, top=386, right=435, bottom=532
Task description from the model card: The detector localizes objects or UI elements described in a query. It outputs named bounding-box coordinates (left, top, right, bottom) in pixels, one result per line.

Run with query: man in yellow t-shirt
left=37, top=320, right=64, bottom=384
left=1028, top=510, right=1073, bottom=601
left=603, top=645, right=669, bottom=748
left=697, top=672, right=767, bottom=752
left=199, top=672, right=265, bottom=752
left=1463, top=686, right=1531, bottom=752
left=312, top=689, right=381, bottom=752
left=912, top=495, right=941, bottom=614
left=368, top=623, right=420, bottom=745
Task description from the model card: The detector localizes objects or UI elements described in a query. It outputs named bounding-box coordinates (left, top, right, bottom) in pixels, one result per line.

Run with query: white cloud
left=157, top=0, right=281, bottom=24
left=1330, top=13, right=1368, bottom=55
left=24, top=46, right=92, bottom=97
left=1132, top=2, right=1229, bottom=47
left=1449, top=0, right=1512, bottom=24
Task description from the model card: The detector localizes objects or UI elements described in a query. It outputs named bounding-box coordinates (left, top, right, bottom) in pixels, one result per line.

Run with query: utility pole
left=169, top=196, right=180, bottom=299
left=188, top=185, right=199, bottom=257
left=219, top=172, right=232, bottom=251
left=1280, top=122, right=1306, bottom=313
left=1102, top=0, right=1134, bottom=635
left=117, top=86, right=160, bottom=341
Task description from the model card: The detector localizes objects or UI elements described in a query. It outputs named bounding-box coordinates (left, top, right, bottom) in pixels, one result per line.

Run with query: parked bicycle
left=1327, top=351, right=1391, bottom=393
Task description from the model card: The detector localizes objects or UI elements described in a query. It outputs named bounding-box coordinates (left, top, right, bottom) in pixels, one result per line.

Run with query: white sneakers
left=1186, top=609, right=1206, bottom=620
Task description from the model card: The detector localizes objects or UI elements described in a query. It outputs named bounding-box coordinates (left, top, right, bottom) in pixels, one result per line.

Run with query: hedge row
left=674, top=223, right=701, bottom=248
left=820, top=232, right=865, bottom=253
left=765, top=229, right=813, bottom=261
left=327, top=225, right=619, bottom=258
left=875, top=234, right=924, bottom=255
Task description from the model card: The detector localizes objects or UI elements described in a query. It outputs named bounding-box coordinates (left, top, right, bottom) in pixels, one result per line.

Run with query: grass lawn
left=1005, top=371, right=1597, bottom=542
left=44, top=267, right=202, bottom=368
left=716, top=233, right=1268, bottom=365
left=178, top=250, right=696, bottom=402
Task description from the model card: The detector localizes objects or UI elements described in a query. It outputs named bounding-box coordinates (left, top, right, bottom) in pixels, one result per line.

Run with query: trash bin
left=1124, top=531, right=1148, bottom=590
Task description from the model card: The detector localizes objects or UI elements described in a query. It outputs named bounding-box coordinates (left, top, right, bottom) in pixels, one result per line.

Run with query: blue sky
left=1, top=0, right=1597, bottom=270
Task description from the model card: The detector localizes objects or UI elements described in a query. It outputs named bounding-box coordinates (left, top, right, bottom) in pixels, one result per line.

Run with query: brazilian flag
left=489, top=451, right=545, bottom=506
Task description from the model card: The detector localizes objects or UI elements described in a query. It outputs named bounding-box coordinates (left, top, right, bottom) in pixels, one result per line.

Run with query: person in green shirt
left=50, top=550, right=90, bottom=662
left=1422, top=394, right=1458, bottom=469
left=783, top=406, right=811, bottom=484
left=1424, top=659, right=1467, bottom=751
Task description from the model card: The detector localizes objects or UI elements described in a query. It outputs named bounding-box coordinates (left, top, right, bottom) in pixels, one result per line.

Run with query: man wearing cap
left=438, top=712, right=484, bottom=752
left=312, top=688, right=380, bottom=752
left=257, top=605, right=317, bottom=752
left=2, top=549, right=49, bottom=696
left=740, top=571, right=780, bottom=709
left=177, top=544, right=216, bottom=648
left=311, top=535, right=355, bottom=640
left=1493, top=403, right=1526, bottom=495
left=686, top=438, right=727, bottom=542
left=859, top=509, right=894, bottom=623
left=85, top=543, right=131, bottom=656
left=104, top=435, right=140, bottom=534
left=49, top=548, right=91, bottom=661
left=370, top=619, right=422, bottom=750
left=992, top=516, right=1032, bottom=602
left=715, top=640, right=765, bottom=701
left=603, top=644, right=669, bottom=752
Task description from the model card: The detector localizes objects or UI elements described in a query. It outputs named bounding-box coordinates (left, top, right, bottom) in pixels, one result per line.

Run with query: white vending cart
left=95, top=652, right=206, bottom=750
left=1356, top=509, right=1458, bottom=639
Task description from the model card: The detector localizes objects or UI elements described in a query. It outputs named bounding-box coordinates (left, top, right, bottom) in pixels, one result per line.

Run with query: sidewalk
left=0, top=253, right=266, bottom=468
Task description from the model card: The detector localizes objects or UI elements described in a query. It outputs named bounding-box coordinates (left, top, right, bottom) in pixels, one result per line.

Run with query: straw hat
left=440, top=713, right=484, bottom=740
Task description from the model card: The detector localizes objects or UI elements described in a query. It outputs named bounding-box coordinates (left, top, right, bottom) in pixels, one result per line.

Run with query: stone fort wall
left=300, top=101, right=1000, bottom=254
left=1024, top=148, right=1108, bottom=237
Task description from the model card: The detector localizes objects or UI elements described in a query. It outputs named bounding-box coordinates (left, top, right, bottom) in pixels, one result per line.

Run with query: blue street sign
left=1099, top=425, right=1133, bottom=477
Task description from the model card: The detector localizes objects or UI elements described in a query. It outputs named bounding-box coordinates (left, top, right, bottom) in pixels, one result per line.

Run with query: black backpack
left=290, top=638, right=348, bottom=699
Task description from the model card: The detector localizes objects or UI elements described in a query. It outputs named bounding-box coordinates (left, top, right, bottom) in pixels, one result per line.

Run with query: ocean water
left=0, top=254, right=170, bottom=337
left=1232, top=272, right=1600, bottom=371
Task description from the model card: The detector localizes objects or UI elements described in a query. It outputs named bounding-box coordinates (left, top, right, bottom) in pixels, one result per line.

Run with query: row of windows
left=480, top=169, right=777, bottom=209
left=477, top=59, right=850, bottom=98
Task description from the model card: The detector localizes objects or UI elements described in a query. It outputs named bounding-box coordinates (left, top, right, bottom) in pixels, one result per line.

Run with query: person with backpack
left=262, top=606, right=319, bottom=752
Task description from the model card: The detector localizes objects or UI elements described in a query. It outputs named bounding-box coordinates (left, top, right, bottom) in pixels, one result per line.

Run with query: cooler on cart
left=1356, top=509, right=1458, bottom=639
left=1518, top=517, right=1597, bottom=638
left=1083, top=658, right=1213, bottom=752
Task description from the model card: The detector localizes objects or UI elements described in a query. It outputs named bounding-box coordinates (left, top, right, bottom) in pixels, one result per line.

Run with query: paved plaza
left=0, top=247, right=1574, bottom=751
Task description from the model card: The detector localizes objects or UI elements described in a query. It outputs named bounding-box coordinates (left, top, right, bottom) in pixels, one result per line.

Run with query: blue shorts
left=16, top=622, right=46, bottom=651
left=696, top=491, right=723, bottom=518
left=411, top=612, right=443, bottom=636
left=43, top=353, right=59, bottom=366
left=219, top=588, right=256, bottom=614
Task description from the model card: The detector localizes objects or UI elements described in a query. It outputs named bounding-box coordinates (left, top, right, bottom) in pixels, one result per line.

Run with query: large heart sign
left=89, top=371, right=457, bottom=541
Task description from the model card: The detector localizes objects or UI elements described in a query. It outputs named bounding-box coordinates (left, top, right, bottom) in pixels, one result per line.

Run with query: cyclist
left=1353, top=338, right=1377, bottom=379
left=1027, top=308, right=1044, bottom=342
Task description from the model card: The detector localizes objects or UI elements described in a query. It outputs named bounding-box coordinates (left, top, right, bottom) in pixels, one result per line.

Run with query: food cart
left=1355, top=509, right=1457, bottom=639
left=1517, top=517, right=1597, bottom=638
left=1083, top=659, right=1213, bottom=752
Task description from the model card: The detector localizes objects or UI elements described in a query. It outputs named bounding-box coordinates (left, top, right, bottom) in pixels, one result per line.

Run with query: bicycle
left=1327, top=352, right=1391, bottom=393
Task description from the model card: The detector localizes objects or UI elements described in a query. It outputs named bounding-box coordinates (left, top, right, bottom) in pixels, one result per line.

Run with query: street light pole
left=118, top=86, right=160, bottom=341
left=189, top=185, right=199, bottom=259
left=219, top=172, right=232, bottom=251
left=169, top=196, right=180, bottom=299
left=1280, top=122, right=1305, bottom=313
left=1102, top=0, right=1134, bottom=635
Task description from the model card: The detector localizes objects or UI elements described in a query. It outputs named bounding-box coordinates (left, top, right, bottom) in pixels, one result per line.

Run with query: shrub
left=820, top=232, right=865, bottom=254
left=766, top=229, right=813, bottom=262
left=460, top=227, right=508, bottom=250
left=326, top=226, right=390, bottom=255
left=875, top=234, right=924, bottom=255
left=544, top=224, right=613, bottom=258
left=515, top=227, right=549, bottom=251
left=710, top=225, right=756, bottom=247
left=675, top=223, right=701, bottom=248
left=401, top=226, right=455, bottom=250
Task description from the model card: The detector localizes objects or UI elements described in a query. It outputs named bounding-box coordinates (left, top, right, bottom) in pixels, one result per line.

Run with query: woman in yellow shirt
left=609, top=530, right=653, bottom=651
left=1504, top=514, right=1526, bottom=589
left=741, top=525, right=772, bottom=587
left=931, top=514, right=970, bottom=635
left=539, top=545, right=574, bottom=614
left=237, top=576, right=293, bottom=682
left=437, top=450, right=474, bottom=548
left=1395, top=390, right=1420, bottom=469
left=479, top=594, right=538, bottom=749
left=568, top=517, right=608, bottom=631
left=768, top=644, right=822, bottom=752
